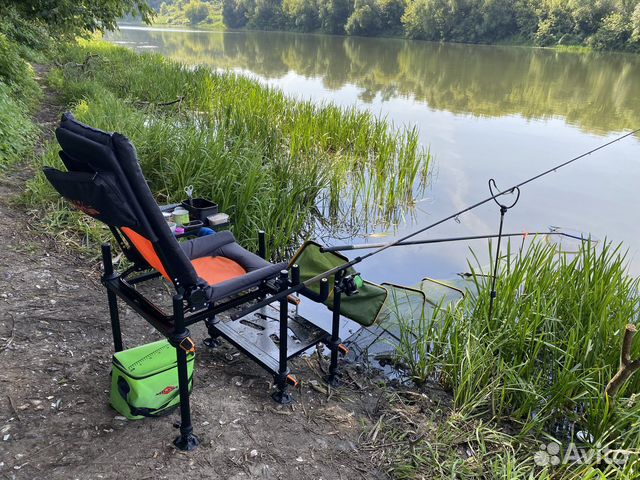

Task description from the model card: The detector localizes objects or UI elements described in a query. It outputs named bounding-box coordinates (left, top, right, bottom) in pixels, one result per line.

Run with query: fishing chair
left=43, top=113, right=341, bottom=450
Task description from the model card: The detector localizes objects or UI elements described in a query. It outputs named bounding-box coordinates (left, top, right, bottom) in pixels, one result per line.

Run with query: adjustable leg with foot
left=203, top=315, right=221, bottom=348
left=172, top=294, right=199, bottom=451
left=272, top=270, right=293, bottom=405
left=326, top=272, right=343, bottom=387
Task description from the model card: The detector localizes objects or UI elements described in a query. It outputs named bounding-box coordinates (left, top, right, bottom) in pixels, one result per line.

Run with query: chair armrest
left=180, top=231, right=236, bottom=259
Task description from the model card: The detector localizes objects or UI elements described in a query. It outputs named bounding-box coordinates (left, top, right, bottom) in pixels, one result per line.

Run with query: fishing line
left=231, top=128, right=640, bottom=319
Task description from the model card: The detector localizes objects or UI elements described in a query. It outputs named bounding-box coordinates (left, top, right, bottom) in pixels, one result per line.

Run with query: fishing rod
left=231, top=128, right=640, bottom=320
left=319, top=229, right=591, bottom=253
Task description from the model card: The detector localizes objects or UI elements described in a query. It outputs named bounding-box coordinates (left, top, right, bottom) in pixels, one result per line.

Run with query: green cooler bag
left=110, top=339, right=195, bottom=420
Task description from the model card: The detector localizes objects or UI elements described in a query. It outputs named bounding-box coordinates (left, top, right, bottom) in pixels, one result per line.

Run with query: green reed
left=394, top=239, right=640, bottom=477
left=28, top=39, right=430, bottom=258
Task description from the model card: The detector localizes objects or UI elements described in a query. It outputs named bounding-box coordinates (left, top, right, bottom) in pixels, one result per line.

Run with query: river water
left=106, top=26, right=640, bottom=287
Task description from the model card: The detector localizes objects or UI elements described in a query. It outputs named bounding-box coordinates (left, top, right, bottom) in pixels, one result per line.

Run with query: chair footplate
left=212, top=304, right=329, bottom=374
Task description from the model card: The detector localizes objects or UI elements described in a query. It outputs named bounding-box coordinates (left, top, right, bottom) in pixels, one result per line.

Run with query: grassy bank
left=0, top=10, right=46, bottom=169
left=388, top=240, right=640, bottom=478
left=25, top=40, right=429, bottom=257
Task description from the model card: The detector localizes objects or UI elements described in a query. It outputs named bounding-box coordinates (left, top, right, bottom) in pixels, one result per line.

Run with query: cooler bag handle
left=117, top=375, right=192, bottom=418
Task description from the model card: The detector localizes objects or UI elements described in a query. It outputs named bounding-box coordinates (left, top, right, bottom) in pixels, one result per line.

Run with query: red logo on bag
left=157, top=386, right=177, bottom=395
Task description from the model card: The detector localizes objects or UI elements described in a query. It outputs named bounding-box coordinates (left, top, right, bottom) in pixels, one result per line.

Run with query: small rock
left=3, top=434, right=10, bottom=441
left=114, top=416, right=127, bottom=421
left=201, top=421, right=210, bottom=426
left=249, top=449, right=258, bottom=458
left=296, top=457, right=304, bottom=462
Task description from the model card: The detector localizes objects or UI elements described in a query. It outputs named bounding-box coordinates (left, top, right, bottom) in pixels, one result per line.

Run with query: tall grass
left=393, top=240, right=640, bottom=477
left=27, top=40, right=430, bottom=257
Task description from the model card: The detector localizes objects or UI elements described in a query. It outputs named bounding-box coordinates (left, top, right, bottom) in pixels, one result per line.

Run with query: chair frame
left=100, top=229, right=347, bottom=451
left=46, top=113, right=352, bottom=451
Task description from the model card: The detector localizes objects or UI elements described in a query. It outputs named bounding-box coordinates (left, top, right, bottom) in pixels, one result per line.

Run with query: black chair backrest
left=44, top=113, right=198, bottom=289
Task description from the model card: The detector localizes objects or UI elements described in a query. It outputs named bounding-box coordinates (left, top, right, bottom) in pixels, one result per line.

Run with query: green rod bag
left=290, top=241, right=387, bottom=327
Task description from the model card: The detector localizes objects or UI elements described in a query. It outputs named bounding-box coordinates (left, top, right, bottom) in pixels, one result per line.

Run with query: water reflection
left=106, top=27, right=640, bottom=280
left=109, top=27, right=640, bottom=135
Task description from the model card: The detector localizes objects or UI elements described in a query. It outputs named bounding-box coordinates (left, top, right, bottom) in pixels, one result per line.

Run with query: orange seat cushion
left=192, top=256, right=246, bottom=285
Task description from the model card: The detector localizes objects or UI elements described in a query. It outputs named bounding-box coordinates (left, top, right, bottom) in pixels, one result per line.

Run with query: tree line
left=117, top=26, right=640, bottom=134
left=213, top=0, right=640, bottom=51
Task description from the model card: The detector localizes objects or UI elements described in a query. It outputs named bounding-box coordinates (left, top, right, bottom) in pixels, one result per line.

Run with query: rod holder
left=298, top=277, right=329, bottom=303
left=258, top=230, right=266, bottom=259
left=291, top=264, right=300, bottom=285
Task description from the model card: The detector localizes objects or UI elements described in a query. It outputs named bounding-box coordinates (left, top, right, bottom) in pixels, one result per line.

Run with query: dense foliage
left=0, top=0, right=153, bottom=38
left=0, top=0, right=159, bottom=167
left=0, top=38, right=38, bottom=168
left=180, top=0, right=640, bottom=51
left=153, top=0, right=223, bottom=26
left=0, top=7, right=44, bottom=167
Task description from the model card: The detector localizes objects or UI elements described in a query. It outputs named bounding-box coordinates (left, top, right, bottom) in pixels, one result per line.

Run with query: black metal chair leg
left=102, top=243, right=123, bottom=352
left=272, top=270, right=293, bottom=405
left=326, top=272, right=343, bottom=386
left=203, top=315, right=221, bottom=348
left=172, top=294, right=199, bottom=451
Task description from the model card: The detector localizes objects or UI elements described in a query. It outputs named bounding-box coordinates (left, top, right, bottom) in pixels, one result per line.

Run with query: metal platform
left=214, top=304, right=329, bottom=374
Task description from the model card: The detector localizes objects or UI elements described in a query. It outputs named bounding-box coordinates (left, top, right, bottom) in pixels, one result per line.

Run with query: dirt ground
left=0, top=67, right=390, bottom=479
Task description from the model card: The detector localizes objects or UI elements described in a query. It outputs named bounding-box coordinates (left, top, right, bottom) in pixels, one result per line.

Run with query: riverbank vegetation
left=147, top=0, right=224, bottom=27
left=24, top=40, right=428, bottom=257
left=209, top=0, right=640, bottom=52
left=2, top=1, right=640, bottom=478
left=389, top=240, right=640, bottom=477
left=0, top=9, right=43, bottom=168
left=0, top=0, right=152, bottom=168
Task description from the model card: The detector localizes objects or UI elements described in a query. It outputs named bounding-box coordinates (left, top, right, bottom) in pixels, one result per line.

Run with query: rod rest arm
left=290, top=264, right=330, bottom=303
